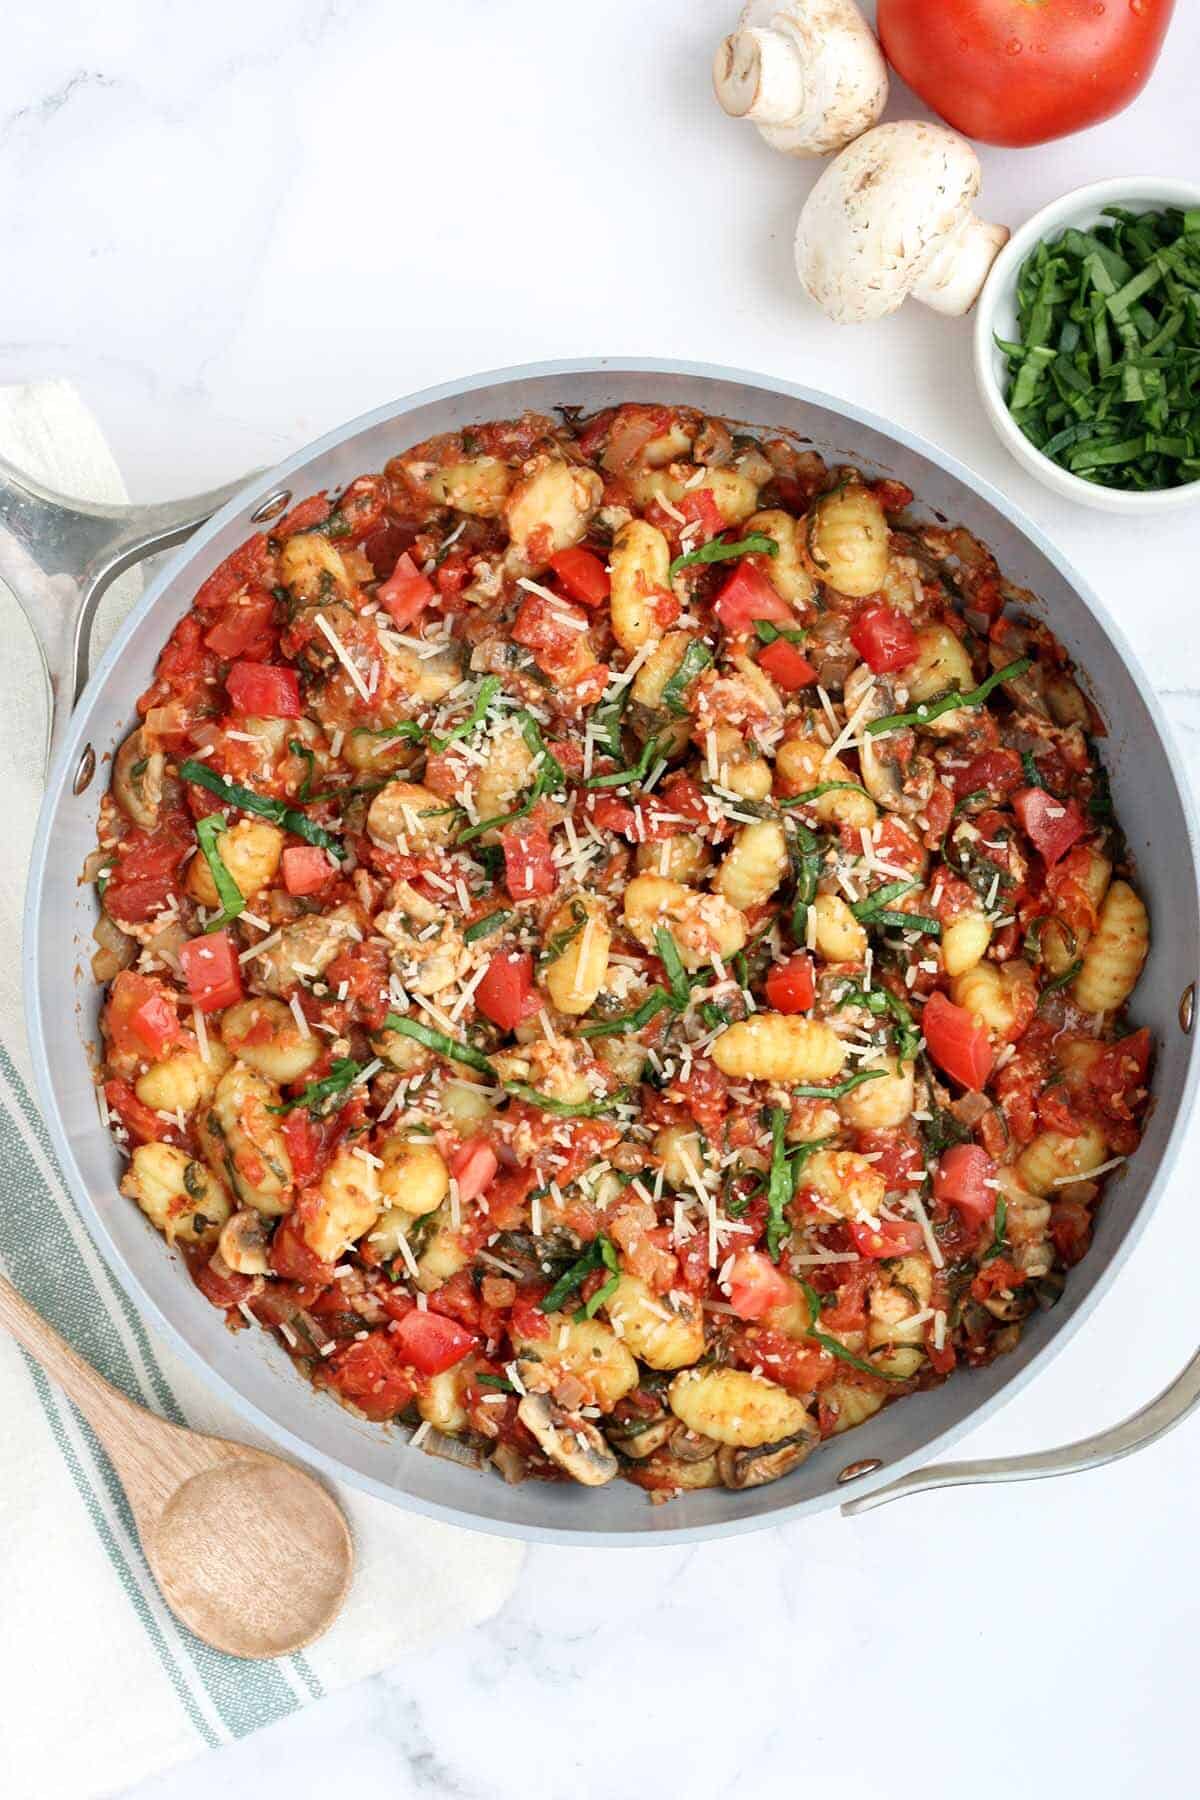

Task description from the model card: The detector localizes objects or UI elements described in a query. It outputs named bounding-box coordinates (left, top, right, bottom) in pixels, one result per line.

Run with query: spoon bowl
left=0, top=1271, right=353, bottom=1658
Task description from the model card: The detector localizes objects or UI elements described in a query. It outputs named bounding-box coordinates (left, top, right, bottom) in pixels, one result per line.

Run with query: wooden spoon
left=0, top=1272, right=353, bottom=1658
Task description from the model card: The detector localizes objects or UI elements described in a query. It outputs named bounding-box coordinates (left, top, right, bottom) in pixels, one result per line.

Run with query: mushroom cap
left=795, top=121, right=986, bottom=324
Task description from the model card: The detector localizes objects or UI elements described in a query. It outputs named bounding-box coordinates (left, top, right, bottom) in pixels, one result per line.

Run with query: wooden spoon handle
left=0, top=1269, right=152, bottom=1446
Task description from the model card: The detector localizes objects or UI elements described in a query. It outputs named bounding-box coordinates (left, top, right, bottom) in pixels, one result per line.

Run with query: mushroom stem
left=714, top=26, right=807, bottom=125
left=911, top=214, right=1012, bottom=317
left=713, top=1, right=888, bottom=158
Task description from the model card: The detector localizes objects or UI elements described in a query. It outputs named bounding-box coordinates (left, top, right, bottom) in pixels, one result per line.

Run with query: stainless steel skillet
left=12, top=358, right=1200, bottom=1545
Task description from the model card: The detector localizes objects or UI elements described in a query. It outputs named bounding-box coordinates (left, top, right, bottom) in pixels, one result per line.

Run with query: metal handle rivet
left=250, top=488, right=293, bottom=525
left=837, top=1458, right=883, bottom=1485
left=1180, top=983, right=1195, bottom=1036
left=72, top=744, right=96, bottom=795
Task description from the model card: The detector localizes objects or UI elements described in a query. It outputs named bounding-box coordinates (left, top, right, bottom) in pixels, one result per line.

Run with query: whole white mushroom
left=713, top=0, right=888, bottom=158
left=794, top=121, right=1010, bottom=323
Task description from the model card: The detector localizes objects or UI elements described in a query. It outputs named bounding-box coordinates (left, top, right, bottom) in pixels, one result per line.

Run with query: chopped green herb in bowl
left=974, top=178, right=1200, bottom=513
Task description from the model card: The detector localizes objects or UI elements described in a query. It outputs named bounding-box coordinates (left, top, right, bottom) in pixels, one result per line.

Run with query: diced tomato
left=390, top=1309, right=477, bottom=1376
left=475, top=949, right=541, bottom=1031
left=1088, top=1028, right=1152, bottom=1123
left=588, top=794, right=637, bottom=835
left=178, top=930, right=243, bottom=1014
left=854, top=1126, right=925, bottom=1190
left=758, top=638, right=818, bottom=691
left=203, top=591, right=278, bottom=660
left=1013, top=788, right=1088, bottom=866
left=548, top=546, right=610, bottom=608
left=764, top=953, right=815, bottom=1014
left=103, top=822, right=192, bottom=926
left=511, top=590, right=598, bottom=686
left=1050, top=1198, right=1093, bottom=1266
left=377, top=551, right=435, bottom=627
left=106, top=971, right=183, bottom=1059
left=933, top=1144, right=996, bottom=1226
left=335, top=474, right=389, bottom=540
left=501, top=821, right=558, bottom=901
left=325, top=1332, right=417, bottom=1420
left=280, top=1109, right=320, bottom=1185
left=274, top=493, right=332, bottom=537
left=281, top=845, right=335, bottom=896
left=923, top=990, right=994, bottom=1090
left=849, top=603, right=917, bottom=673
left=953, top=748, right=1024, bottom=802
left=713, top=562, right=796, bottom=635
left=509, top=1293, right=551, bottom=1342
left=847, top=1218, right=926, bottom=1259
left=970, top=1259, right=1023, bottom=1303
left=226, top=660, right=300, bottom=718
left=103, top=1077, right=184, bottom=1148
left=725, top=1250, right=794, bottom=1320
left=193, top=534, right=273, bottom=614
left=872, top=479, right=914, bottom=513
left=269, top=1217, right=336, bottom=1287
left=677, top=488, right=725, bottom=540
left=450, top=1138, right=499, bottom=1203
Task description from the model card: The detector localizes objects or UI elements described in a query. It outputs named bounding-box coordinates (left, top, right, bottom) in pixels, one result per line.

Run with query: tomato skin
left=226, top=660, right=302, bottom=718
left=500, top=821, right=558, bottom=901
left=876, top=0, right=1175, bottom=148
left=764, top=953, right=815, bottom=1014
left=106, top=971, right=183, bottom=1059
left=269, top=1217, right=336, bottom=1287
left=953, top=747, right=1023, bottom=803
left=475, top=949, right=541, bottom=1032
left=849, top=603, right=917, bottom=673
left=847, top=1218, right=926, bottom=1260
left=390, top=1309, right=477, bottom=1376
left=933, top=1144, right=996, bottom=1227
left=377, top=551, right=435, bottom=627
left=1013, top=788, right=1088, bottom=866
left=450, top=1138, right=499, bottom=1202
left=677, top=489, right=725, bottom=540
left=923, top=990, right=994, bottom=1090
left=758, top=638, right=818, bottom=691
left=548, top=547, right=610, bottom=608
left=203, top=591, right=277, bottom=660
left=104, top=1077, right=184, bottom=1147
left=325, top=1332, right=417, bottom=1421
left=281, top=844, right=335, bottom=896
left=725, top=1250, right=794, bottom=1319
left=178, top=930, right=243, bottom=1014
left=713, top=562, right=796, bottom=635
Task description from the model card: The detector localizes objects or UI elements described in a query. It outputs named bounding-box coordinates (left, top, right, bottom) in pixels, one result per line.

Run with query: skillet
left=11, top=358, right=1200, bottom=1544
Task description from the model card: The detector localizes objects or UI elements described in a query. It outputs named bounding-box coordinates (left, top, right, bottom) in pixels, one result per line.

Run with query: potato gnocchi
left=93, top=402, right=1150, bottom=1502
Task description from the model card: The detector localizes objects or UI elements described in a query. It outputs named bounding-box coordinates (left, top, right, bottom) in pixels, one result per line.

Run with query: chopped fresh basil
left=464, top=910, right=512, bottom=944
left=194, top=815, right=245, bottom=931
left=382, top=1011, right=494, bottom=1076
left=669, top=530, right=779, bottom=580
left=981, top=1197, right=1009, bottom=1265
left=180, top=760, right=344, bottom=858
left=502, top=1083, right=629, bottom=1118
left=654, top=928, right=691, bottom=1012
left=801, top=1283, right=907, bottom=1380
left=270, top=1058, right=363, bottom=1116
left=852, top=879, right=919, bottom=923
left=429, top=675, right=502, bottom=753
left=1039, top=960, right=1082, bottom=1002
left=660, top=640, right=713, bottom=716
left=780, top=781, right=869, bottom=808
left=865, top=657, right=1033, bottom=737
left=538, top=1234, right=620, bottom=1314
left=754, top=620, right=809, bottom=647
left=765, top=1107, right=792, bottom=1261
left=793, top=1068, right=889, bottom=1101
left=475, top=1373, right=516, bottom=1393
left=579, top=989, right=672, bottom=1039
left=584, top=732, right=665, bottom=791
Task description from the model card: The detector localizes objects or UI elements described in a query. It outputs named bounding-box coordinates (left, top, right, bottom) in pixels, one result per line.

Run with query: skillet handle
left=0, top=455, right=256, bottom=768
left=840, top=1346, right=1200, bottom=1514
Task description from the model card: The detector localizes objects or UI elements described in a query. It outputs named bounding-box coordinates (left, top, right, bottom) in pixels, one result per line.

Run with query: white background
left=5, top=3, right=1200, bottom=1796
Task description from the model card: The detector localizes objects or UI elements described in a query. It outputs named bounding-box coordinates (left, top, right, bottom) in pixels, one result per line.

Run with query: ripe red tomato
left=106, top=971, right=183, bottom=1059
left=377, top=551, right=435, bottom=627
left=500, top=821, right=558, bottom=901
left=450, top=1138, right=500, bottom=1202
left=178, top=930, right=243, bottom=1013
left=764, top=953, right=815, bottom=1014
left=203, top=591, right=277, bottom=660
left=676, top=489, right=725, bottom=540
left=713, top=563, right=796, bottom=635
left=758, top=638, right=818, bottom=691
left=933, top=1144, right=997, bottom=1226
left=325, top=1332, right=417, bottom=1420
left=1012, top=788, right=1087, bottom=866
left=548, top=547, right=610, bottom=608
left=725, top=1250, right=795, bottom=1320
left=475, top=949, right=541, bottom=1031
left=952, top=747, right=1023, bottom=802
left=923, top=990, right=994, bottom=1090
left=876, top=0, right=1176, bottom=148
left=847, top=1218, right=925, bottom=1260
left=226, top=660, right=301, bottom=718
left=390, top=1309, right=477, bottom=1376
left=281, top=844, right=335, bottom=896
left=849, top=603, right=917, bottom=674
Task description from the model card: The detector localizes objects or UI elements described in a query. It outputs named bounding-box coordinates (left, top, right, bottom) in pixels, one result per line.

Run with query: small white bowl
left=974, top=176, right=1200, bottom=514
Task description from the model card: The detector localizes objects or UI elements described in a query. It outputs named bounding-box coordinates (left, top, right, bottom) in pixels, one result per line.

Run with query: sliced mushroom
left=516, top=1392, right=619, bottom=1487
left=718, top=1423, right=819, bottom=1489
left=113, top=727, right=165, bottom=829
left=606, top=1390, right=675, bottom=1460
left=845, top=663, right=936, bottom=818
left=667, top=1421, right=722, bottom=1463
left=218, top=1209, right=273, bottom=1276
left=626, top=1449, right=722, bottom=1493
left=988, top=624, right=1050, bottom=718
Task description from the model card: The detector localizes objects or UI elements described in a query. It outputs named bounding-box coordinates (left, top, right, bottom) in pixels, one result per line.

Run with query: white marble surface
left=5, top=3, right=1200, bottom=1796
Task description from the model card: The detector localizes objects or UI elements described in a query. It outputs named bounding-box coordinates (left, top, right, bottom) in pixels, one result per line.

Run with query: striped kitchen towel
left=0, top=384, right=523, bottom=1800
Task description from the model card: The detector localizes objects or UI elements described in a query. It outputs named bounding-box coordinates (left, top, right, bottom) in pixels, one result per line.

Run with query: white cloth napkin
left=0, top=383, right=524, bottom=1800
